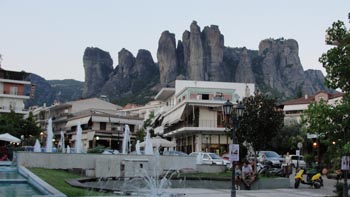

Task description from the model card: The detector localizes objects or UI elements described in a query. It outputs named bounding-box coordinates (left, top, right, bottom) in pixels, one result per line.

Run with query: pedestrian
left=235, top=164, right=242, bottom=190
left=241, top=160, right=255, bottom=190
left=284, top=152, right=291, bottom=176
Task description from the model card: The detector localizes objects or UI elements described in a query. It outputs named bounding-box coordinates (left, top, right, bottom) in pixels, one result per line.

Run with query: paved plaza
left=162, top=175, right=338, bottom=197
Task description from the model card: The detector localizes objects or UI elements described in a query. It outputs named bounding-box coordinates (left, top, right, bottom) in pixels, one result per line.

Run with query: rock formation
left=258, top=38, right=306, bottom=98
left=157, top=31, right=178, bottom=85
left=82, top=47, right=113, bottom=98
left=235, top=48, right=255, bottom=83
left=79, top=21, right=330, bottom=105
left=100, top=48, right=159, bottom=102
left=202, top=25, right=225, bottom=81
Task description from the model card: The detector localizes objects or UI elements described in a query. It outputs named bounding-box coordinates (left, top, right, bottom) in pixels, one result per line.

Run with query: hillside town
left=0, top=4, right=349, bottom=197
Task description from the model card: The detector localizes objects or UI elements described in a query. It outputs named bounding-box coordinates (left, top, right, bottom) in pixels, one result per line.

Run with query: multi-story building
left=282, top=91, right=344, bottom=124
left=153, top=80, right=255, bottom=155
left=33, top=98, right=143, bottom=151
left=0, top=68, right=31, bottom=115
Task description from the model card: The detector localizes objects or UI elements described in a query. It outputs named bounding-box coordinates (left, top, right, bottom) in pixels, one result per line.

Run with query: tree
left=319, top=20, right=350, bottom=94
left=316, top=15, right=350, bottom=160
left=236, top=93, right=284, bottom=153
left=134, top=112, right=155, bottom=142
left=271, top=121, right=305, bottom=153
left=301, top=100, right=333, bottom=136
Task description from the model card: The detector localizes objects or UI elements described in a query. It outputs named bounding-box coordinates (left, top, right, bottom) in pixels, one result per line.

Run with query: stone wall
left=16, top=152, right=197, bottom=177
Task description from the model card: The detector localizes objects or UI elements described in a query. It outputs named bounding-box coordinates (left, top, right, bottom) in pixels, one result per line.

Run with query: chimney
left=304, top=94, right=308, bottom=100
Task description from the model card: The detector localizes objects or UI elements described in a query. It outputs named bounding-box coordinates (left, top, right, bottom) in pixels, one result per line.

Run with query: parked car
left=162, top=150, right=188, bottom=156
left=290, top=155, right=306, bottom=168
left=102, top=149, right=119, bottom=154
left=257, top=151, right=284, bottom=168
left=190, top=152, right=231, bottom=168
left=221, top=153, right=234, bottom=169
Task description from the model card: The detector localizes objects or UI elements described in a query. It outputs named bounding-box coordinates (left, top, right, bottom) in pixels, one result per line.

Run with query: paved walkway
left=162, top=174, right=338, bottom=197
left=163, top=188, right=334, bottom=197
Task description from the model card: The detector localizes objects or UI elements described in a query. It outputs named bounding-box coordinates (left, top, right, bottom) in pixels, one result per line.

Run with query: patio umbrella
left=0, top=133, right=21, bottom=143
left=139, top=136, right=176, bottom=148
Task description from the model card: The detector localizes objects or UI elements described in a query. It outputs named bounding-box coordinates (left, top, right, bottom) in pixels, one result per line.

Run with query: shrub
left=334, top=182, right=350, bottom=197
left=87, top=145, right=105, bottom=153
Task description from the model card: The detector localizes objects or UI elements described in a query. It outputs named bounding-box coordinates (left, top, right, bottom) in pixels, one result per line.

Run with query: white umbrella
left=0, top=133, right=21, bottom=143
left=139, top=136, right=176, bottom=148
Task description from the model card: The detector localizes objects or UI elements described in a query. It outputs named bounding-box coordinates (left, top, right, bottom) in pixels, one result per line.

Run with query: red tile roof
left=282, top=91, right=344, bottom=105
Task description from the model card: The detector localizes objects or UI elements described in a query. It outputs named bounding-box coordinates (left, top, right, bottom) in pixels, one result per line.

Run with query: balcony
left=0, top=90, right=30, bottom=99
left=164, top=119, right=224, bottom=134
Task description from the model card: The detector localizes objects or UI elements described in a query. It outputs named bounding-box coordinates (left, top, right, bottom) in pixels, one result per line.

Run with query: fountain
left=136, top=140, right=141, bottom=155
left=66, top=145, right=71, bottom=153
left=75, top=123, right=82, bottom=153
left=33, top=139, right=41, bottom=152
left=45, top=118, right=53, bottom=153
left=196, top=152, right=203, bottom=164
left=122, top=125, right=131, bottom=154
left=59, top=130, right=65, bottom=153
left=144, top=128, right=153, bottom=155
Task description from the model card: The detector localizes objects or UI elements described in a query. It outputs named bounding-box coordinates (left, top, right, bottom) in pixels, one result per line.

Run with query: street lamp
left=223, top=100, right=245, bottom=197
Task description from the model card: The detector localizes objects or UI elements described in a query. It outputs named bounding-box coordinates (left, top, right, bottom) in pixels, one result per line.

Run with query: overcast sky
left=0, top=1, right=349, bottom=81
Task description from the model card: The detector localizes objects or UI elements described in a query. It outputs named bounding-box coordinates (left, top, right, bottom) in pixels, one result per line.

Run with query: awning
left=150, top=113, right=162, bottom=126
left=162, top=104, right=186, bottom=126
left=0, top=133, right=21, bottom=143
left=188, top=103, right=222, bottom=107
left=154, top=126, right=164, bottom=135
left=71, top=131, right=95, bottom=141
left=110, top=118, right=142, bottom=125
left=65, top=116, right=91, bottom=128
left=139, top=136, right=176, bottom=147
left=92, top=116, right=110, bottom=122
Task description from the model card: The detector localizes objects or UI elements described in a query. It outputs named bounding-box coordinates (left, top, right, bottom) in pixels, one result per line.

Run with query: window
left=202, top=94, right=209, bottom=100
left=100, top=122, right=106, bottom=130
left=9, top=101, right=16, bottom=110
left=10, top=86, right=18, bottom=95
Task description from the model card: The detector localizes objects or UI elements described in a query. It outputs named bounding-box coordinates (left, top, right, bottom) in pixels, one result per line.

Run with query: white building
left=282, top=91, right=344, bottom=124
left=0, top=68, right=31, bottom=115
left=153, top=80, right=255, bottom=155
left=33, top=98, right=143, bottom=151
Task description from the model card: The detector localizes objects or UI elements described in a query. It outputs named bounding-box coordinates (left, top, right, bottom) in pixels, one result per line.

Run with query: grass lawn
left=28, top=168, right=111, bottom=197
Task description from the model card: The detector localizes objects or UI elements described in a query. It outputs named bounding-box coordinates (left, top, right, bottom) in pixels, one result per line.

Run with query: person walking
left=284, top=152, right=292, bottom=177
left=235, top=164, right=242, bottom=190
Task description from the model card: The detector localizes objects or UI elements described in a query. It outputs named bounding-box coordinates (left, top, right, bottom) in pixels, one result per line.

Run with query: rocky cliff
left=24, top=74, right=83, bottom=107
left=82, top=47, right=113, bottom=98
left=80, top=21, right=329, bottom=104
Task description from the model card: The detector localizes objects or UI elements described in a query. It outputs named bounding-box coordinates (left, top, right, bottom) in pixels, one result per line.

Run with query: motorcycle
left=294, top=168, right=323, bottom=189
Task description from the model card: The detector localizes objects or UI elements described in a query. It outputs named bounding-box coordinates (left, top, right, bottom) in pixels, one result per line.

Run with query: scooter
left=294, top=168, right=323, bottom=189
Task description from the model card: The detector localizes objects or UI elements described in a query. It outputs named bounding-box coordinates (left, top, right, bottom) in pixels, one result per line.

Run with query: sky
left=0, top=1, right=349, bottom=82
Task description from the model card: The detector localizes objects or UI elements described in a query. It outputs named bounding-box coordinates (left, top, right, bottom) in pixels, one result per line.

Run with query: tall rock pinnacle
left=82, top=47, right=113, bottom=98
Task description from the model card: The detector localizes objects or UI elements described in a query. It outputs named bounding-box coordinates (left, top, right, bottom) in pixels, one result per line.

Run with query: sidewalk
left=164, top=188, right=332, bottom=197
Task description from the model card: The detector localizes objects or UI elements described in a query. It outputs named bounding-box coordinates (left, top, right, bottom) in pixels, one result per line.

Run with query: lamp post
left=223, top=100, right=245, bottom=197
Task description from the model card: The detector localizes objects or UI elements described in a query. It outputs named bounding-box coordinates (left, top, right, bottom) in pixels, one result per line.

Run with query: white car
left=190, top=152, right=231, bottom=168
left=290, top=155, right=306, bottom=168
left=102, top=149, right=119, bottom=154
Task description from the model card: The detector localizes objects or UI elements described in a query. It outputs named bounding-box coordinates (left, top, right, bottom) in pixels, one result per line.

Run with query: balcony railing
left=164, top=119, right=224, bottom=134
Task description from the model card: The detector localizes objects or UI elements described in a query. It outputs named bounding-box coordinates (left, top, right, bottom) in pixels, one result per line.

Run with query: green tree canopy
left=319, top=20, right=350, bottom=94
left=235, top=93, right=284, bottom=152
left=0, top=111, right=42, bottom=139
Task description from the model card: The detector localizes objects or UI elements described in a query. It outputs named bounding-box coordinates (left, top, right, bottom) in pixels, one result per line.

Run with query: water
left=136, top=140, right=141, bottom=155
left=144, top=128, right=153, bottom=155
left=59, top=130, right=65, bottom=153
left=34, top=139, right=41, bottom=152
left=122, top=125, right=131, bottom=154
left=0, top=167, right=42, bottom=196
left=46, top=118, right=53, bottom=153
left=75, top=123, right=82, bottom=153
